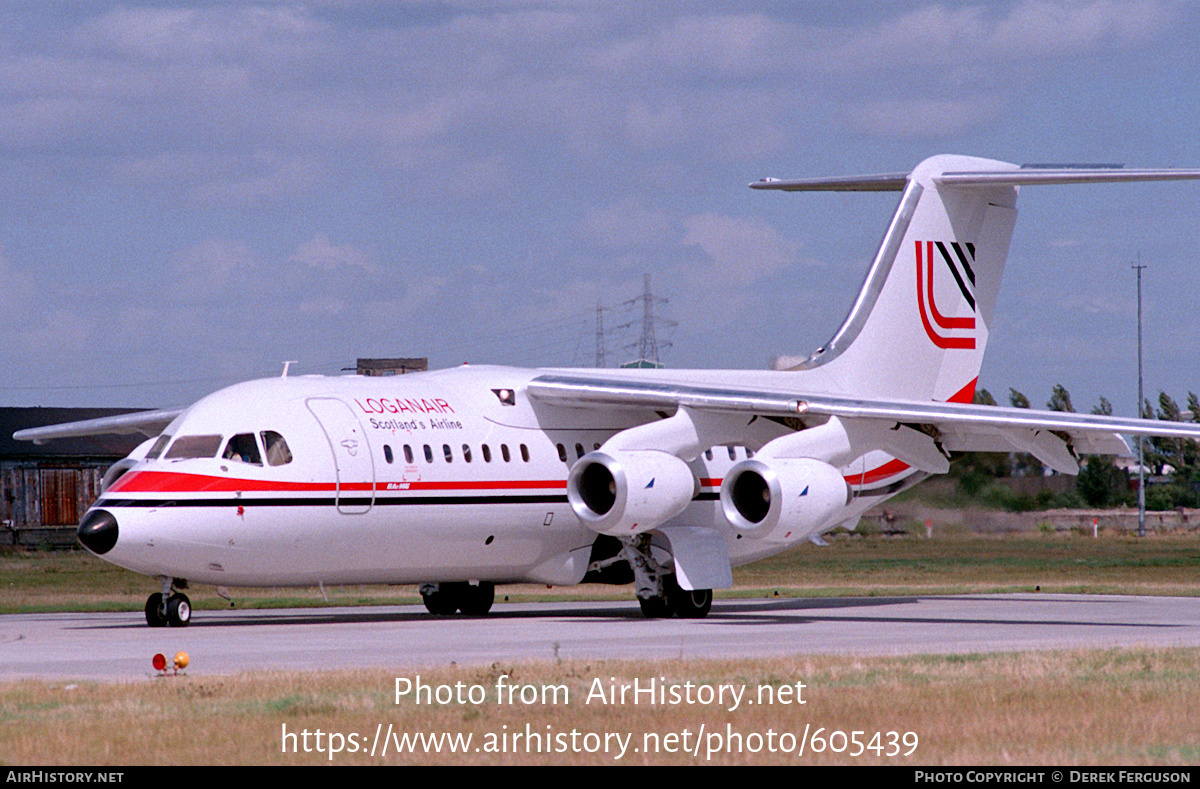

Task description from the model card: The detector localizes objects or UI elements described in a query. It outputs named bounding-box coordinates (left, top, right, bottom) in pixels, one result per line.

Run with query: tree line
left=955, top=385, right=1200, bottom=510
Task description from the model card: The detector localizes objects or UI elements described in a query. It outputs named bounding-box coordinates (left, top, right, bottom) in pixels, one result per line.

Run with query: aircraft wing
left=12, top=408, right=184, bottom=445
left=528, top=373, right=1200, bottom=467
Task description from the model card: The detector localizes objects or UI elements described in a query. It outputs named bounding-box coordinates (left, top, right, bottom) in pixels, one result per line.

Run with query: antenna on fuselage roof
left=281, top=361, right=298, bottom=377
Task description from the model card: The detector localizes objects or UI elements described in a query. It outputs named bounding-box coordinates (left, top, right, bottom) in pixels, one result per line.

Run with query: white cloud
left=18, top=308, right=96, bottom=357
left=668, top=213, right=805, bottom=327
left=288, top=233, right=377, bottom=273
left=78, top=6, right=316, bottom=64
left=824, top=1, right=1181, bottom=73
left=989, top=0, right=1177, bottom=57
left=581, top=199, right=676, bottom=249
left=681, top=213, right=798, bottom=283
left=0, top=248, right=35, bottom=315
left=846, top=95, right=1008, bottom=138
left=170, top=238, right=261, bottom=299
left=298, top=296, right=348, bottom=316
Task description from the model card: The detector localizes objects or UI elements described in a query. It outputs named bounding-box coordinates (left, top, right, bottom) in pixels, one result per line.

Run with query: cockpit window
left=261, top=431, right=293, bottom=466
left=164, top=434, right=223, bottom=460
left=146, top=434, right=172, bottom=460
left=223, top=433, right=263, bottom=465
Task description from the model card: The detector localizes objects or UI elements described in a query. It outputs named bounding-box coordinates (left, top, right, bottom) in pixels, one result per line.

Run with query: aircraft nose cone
left=78, top=510, right=119, bottom=555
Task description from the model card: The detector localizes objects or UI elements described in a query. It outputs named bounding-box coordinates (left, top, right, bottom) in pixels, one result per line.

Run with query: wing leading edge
left=527, top=373, right=1200, bottom=471
left=12, top=408, right=184, bottom=445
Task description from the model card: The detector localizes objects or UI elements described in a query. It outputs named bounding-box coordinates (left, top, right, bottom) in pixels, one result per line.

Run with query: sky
left=3, top=1, right=1200, bottom=417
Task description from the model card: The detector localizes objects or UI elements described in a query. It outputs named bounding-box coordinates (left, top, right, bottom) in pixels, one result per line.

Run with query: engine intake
left=567, top=450, right=697, bottom=536
left=720, top=457, right=849, bottom=543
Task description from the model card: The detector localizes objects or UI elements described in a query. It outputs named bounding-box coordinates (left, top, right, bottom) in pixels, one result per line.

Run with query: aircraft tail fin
left=755, top=155, right=1200, bottom=404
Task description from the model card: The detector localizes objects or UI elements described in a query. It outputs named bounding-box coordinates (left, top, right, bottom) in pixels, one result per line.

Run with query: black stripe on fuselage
left=95, top=489, right=728, bottom=510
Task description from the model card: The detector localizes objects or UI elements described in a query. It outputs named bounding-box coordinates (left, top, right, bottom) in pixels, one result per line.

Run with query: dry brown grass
left=3, top=649, right=1198, bottom=766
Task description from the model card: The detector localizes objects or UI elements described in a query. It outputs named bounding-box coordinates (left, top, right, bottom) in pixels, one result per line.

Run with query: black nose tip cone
left=78, top=510, right=118, bottom=555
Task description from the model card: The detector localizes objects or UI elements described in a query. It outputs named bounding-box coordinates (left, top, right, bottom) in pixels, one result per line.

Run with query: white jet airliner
left=17, top=154, right=1200, bottom=627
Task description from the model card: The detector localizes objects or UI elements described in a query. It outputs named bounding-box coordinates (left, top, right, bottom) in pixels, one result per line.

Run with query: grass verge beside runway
left=2, top=648, right=1197, bottom=765
left=2, top=530, right=1199, bottom=615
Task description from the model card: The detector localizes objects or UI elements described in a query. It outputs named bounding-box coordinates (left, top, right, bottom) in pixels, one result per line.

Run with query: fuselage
left=78, top=364, right=915, bottom=589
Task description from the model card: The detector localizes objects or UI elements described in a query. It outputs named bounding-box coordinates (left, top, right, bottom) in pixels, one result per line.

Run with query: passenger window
left=261, top=431, right=293, bottom=466
left=164, top=435, right=223, bottom=460
left=147, top=434, right=171, bottom=459
left=520, top=444, right=530, bottom=462
left=443, top=444, right=453, bottom=462
left=424, top=444, right=433, bottom=463
left=404, top=445, right=414, bottom=464
left=557, top=444, right=567, bottom=462
left=384, top=445, right=394, bottom=464
left=575, top=443, right=584, bottom=459
left=223, top=434, right=263, bottom=465
left=705, top=448, right=714, bottom=461
left=462, top=444, right=472, bottom=463
left=482, top=444, right=492, bottom=462
left=728, top=446, right=737, bottom=460
left=501, top=444, right=511, bottom=462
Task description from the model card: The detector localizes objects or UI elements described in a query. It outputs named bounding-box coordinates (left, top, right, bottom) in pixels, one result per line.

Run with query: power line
left=595, top=300, right=608, bottom=368
left=615, top=273, right=675, bottom=366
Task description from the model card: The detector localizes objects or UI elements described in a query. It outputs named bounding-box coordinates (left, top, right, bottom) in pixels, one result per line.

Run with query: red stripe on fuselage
left=108, top=470, right=566, bottom=494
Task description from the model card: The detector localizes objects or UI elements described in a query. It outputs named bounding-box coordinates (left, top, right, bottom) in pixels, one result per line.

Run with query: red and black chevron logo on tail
left=915, top=240, right=976, bottom=349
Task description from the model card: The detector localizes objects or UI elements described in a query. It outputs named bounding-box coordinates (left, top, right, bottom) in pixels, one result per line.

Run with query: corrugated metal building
left=0, top=408, right=147, bottom=547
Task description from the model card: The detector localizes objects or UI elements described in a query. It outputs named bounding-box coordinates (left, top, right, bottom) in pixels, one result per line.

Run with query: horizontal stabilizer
left=937, top=166, right=1200, bottom=187
left=752, top=164, right=1200, bottom=192
left=749, top=173, right=908, bottom=192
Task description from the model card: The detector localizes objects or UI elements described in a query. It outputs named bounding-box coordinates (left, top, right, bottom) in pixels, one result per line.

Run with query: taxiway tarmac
left=2, top=594, right=1199, bottom=681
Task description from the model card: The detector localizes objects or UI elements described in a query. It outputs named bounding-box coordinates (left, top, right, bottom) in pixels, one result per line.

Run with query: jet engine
left=567, top=450, right=697, bottom=537
left=719, top=457, right=849, bottom=543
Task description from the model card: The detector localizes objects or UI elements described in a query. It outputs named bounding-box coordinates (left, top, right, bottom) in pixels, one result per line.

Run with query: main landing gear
left=419, top=581, right=495, bottom=616
left=146, top=577, right=191, bottom=627
left=619, top=535, right=713, bottom=619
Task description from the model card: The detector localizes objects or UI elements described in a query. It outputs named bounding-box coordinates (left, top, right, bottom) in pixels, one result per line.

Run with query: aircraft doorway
left=306, top=397, right=375, bottom=514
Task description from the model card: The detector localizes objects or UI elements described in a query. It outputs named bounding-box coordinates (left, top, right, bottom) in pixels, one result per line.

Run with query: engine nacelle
left=567, top=450, right=697, bottom=536
left=720, top=457, right=849, bottom=544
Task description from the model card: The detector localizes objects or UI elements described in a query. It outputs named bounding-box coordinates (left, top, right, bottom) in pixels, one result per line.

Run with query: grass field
left=3, top=529, right=1199, bottom=615
left=3, top=528, right=1199, bottom=766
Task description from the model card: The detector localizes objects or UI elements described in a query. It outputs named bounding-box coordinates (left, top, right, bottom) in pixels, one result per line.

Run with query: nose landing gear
left=145, top=577, right=191, bottom=627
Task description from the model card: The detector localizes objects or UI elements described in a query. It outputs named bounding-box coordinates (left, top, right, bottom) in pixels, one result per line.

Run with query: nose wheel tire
left=166, top=593, right=191, bottom=627
left=145, top=593, right=168, bottom=627
left=145, top=592, right=192, bottom=627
